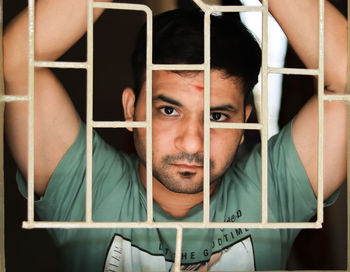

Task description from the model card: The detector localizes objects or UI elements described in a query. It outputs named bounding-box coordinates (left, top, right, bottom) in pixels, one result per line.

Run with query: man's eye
left=210, top=112, right=227, bottom=122
left=160, top=106, right=179, bottom=116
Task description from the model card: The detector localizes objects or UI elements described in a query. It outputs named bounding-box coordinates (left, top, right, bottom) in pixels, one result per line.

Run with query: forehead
left=150, top=70, right=244, bottom=100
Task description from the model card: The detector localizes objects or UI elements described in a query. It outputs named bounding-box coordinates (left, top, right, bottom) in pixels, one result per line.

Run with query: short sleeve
left=267, top=120, right=339, bottom=222
left=16, top=120, right=138, bottom=223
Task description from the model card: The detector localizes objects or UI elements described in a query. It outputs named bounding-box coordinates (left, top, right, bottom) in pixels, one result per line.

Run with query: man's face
left=123, top=70, right=250, bottom=194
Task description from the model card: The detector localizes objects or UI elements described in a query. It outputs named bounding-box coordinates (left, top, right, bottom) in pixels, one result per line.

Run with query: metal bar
left=348, top=0, right=350, bottom=96
left=0, top=0, right=342, bottom=271
left=27, top=0, right=35, bottom=224
left=202, top=5, right=262, bottom=13
left=191, top=0, right=208, bottom=11
left=0, top=109, right=3, bottom=271
left=268, top=67, right=319, bottom=76
left=324, top=94, right=350, bottom=102
left=93, top=1, right=150, bottom=12
left=347, top=99, right=350, bottom=270
left=210, top=122, right=263, bottom=130
left=145, top=7, right=153, bottom=223
left=88, top=2, right=152, bottom=224
left=174, top=227, right=183, bottom=272
left=34, top=61, right=88, bottom=69
left=12, top=1, right=340, bottom=269
left=22, top=220, right=323, bottom=229
left=316, top=0, right=325, bottom=226
left=203, top=11, right=211, bottom=224
left=85, top=0, right=94, bottom=223
left=0, top=0, right=5, bottom=269
left=347, top=0, right=350, bottom=269
left=192, top=0, right=262, bottom=12
left=151, top=64, right=205, bottom=71
left=0, top=95, right=30, bottom=102
left=260, top=0, right=269, bottom=224
left=92, top=121, right=147, bottom=128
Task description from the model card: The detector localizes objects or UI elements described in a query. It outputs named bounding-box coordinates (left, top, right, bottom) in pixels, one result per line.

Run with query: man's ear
left=122, top=88, right=136, bottom=132
left=240, top=104, right=253, bottom=144
left=244, top=104, right=252, bottom=122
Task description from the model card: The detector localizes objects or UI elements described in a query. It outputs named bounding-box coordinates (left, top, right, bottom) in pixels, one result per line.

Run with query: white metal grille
left=0, top=0, right=349, bottom=271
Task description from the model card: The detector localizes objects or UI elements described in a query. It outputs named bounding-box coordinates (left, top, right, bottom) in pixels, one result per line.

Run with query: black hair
left=132, top=8, right=261, bottom=101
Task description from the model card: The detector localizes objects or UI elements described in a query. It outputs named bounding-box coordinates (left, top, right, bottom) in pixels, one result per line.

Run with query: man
left=4, top=0, right=347, bottom=271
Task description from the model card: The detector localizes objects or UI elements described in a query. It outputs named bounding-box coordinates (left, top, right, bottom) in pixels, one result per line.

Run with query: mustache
left=162, top=152, right=212, bottom=166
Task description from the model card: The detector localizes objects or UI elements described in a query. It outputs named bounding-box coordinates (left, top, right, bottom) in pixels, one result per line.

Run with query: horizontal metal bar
left=205, top=5, right=263, bottom=13
left=93, top=1, right=151, bottom=13
left=92, top=121, right=147, bottom=128
left=34, top=61, right=88, bottom=69
left=0, top=95, right=30, bottom=102
left=324, top=94, right=350, bottom=102
left=22, top=221, right=322, bottom=229
left=151, top=66, right=319, bottom=75
left=268, top=67, right=319, bottom=76
left=210, top=122, right=262, bottom=130
left=192, top=0, right=262, bottom=13
left=198, top=270, right=347, bottom=272
left=151, top=64, right=205, bottom=71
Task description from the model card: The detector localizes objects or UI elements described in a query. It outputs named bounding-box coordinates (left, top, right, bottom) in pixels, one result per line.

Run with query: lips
left=171, top=164, right=203, bottom=170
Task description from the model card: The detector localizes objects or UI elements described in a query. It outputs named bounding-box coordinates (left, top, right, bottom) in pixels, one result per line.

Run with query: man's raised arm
left=4, top=0, right=112, bottom=196
left=266, top=0, right=348, bottom=198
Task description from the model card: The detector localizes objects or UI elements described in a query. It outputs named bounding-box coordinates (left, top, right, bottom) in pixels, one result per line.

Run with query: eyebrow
left=210, top=104, right=238, bottom=113
left=153, top=95, right=238, bottom=113
left=153, top=94, right=183, bottom=107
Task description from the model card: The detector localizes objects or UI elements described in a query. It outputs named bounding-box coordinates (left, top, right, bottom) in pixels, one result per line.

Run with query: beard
left=152, top=152, right=219, bottom=194
left=133, top=128, right=234, bottom=194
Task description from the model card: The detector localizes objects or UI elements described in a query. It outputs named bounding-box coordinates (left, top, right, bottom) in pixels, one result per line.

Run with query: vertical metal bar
left=0, top=0, right=5, bottom=268
left=348, top=0, right=350, bottom=96
left=0, top=113, right=4, bottom=270
left=261, top=0, right=269, bottom=224
left=173, top=227, right=183, bottom=272
left=203, top=11, right=211, bottom=224
left=0, top=113, right=4, bottom=271
left=347, top=110, right=350, bottom=268
left=86, top=0, right=94, bottom=223
left=348, top=130, right=350, bottom=272
left=146, top=8, right=153, bottom=223
left=27, top=0, right=35, bottom=223
left=316, top=0, right=325, bottom=225
left=347, top=0, right=350, bottom=269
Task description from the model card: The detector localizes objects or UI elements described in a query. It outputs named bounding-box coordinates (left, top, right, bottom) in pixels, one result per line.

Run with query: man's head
left=131, top=8, right=261, bottom=102
left=122, top=9, right=261, bottom=195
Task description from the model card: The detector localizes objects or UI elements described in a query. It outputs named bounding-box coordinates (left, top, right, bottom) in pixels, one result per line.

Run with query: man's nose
left=174, top=118, right=204, bottom=155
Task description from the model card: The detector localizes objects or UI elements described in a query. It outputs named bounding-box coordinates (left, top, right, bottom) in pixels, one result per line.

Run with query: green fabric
left=16, top=121, right=337, bottom=271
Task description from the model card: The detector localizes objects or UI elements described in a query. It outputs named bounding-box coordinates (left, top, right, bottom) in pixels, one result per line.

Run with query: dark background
left=3, top=0, right=348, bottom=271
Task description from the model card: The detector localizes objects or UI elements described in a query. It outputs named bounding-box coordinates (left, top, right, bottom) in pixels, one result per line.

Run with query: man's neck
left=138, top=163, right=219, bottom=218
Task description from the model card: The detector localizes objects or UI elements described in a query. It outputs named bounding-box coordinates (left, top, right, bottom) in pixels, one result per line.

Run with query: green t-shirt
left=17, top=121, right=335, bottom=271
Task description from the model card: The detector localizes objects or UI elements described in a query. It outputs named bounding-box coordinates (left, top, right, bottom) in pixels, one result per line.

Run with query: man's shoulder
left=221, top=120, right=297, bottom=189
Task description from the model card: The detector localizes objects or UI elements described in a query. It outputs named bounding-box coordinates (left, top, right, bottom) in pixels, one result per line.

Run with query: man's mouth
left=179, top=171, right=196, bottom=178
left=171, top=163, right=203, bottom=170
left=170, top=164, right=203, bottom=179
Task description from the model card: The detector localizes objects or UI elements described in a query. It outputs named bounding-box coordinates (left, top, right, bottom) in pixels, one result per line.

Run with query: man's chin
left=164, top=185, right=204, bottom=195
left=157, top=177, right=204, bottom=195
left=153, top=167, right=221, bottom=194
